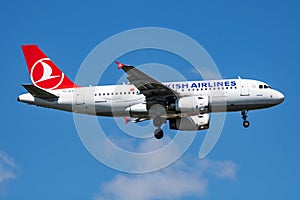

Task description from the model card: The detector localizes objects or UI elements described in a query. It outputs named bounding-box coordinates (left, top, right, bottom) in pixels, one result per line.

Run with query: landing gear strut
left=241, top=110, right=250, bottom=128
left=153, top=116, right=165, bottom=139
left=153, top=116, right=163, bottom=127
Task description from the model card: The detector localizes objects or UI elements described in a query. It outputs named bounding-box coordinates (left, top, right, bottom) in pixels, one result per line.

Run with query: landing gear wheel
left=241, top=110, right=250, bottom=128
left=154, top=128, right=164, bottom=139
left=243, top=120, right=250, bottom=128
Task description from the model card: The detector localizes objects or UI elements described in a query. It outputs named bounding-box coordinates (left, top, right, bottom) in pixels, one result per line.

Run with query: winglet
left=116, top=61, right=125, bottom=70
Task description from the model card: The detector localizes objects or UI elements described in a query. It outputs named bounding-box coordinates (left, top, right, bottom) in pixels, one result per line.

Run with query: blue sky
left=1, top=0, right=299, bottom=199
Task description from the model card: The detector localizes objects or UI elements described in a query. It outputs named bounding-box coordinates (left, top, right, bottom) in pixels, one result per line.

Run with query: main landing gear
left=153, top=116, right=165, bottom=139
left=241, top=110, right=250, bottom=128
left=149, top=104, right=167, bottom=139
left=154, top=128, right=163, bottom=139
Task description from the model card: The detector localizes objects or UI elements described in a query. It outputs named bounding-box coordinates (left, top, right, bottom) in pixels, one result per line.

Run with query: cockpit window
left=264, top=85, right=271, bottom=89
left=259, top=84, right=271, bottom=89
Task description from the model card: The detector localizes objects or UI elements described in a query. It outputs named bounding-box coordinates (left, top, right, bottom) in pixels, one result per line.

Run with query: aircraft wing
left=117, top=62, right=178, bottom=107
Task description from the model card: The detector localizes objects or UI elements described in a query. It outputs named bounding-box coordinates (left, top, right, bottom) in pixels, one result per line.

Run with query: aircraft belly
left=225, top=100, right=277, bottom=112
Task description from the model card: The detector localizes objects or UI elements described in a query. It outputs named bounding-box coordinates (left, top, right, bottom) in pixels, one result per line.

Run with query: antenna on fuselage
left=238, top=76, right=241, bottom=79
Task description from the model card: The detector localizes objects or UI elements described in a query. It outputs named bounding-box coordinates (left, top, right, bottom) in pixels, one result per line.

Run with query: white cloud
left=0, top=151, right=16, bottom=190
left=94, top=157, right=238, bottom=200
left=207, top=160, right=238, bottom=179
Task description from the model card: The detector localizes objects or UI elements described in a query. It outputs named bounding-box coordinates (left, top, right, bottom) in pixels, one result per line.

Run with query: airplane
left=18, top=45, right=285, bottom=139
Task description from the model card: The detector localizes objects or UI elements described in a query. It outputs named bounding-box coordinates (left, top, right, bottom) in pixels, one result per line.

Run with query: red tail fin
left=21, top=45, right=79, bottom=90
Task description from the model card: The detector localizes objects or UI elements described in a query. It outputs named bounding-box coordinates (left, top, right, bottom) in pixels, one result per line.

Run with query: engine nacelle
left=175, top=95, right=209, bottom=113
left=169, top=114, right=210, bottom=131
left=125, top=103, right=148, bottom=117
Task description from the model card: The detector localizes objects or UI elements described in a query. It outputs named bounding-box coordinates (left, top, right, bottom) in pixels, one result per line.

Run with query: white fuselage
left=18, top=79, right=284, bottom=118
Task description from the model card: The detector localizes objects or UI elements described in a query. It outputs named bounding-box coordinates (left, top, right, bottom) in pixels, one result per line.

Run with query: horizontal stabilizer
left=22, top=84, right=58, bottom=100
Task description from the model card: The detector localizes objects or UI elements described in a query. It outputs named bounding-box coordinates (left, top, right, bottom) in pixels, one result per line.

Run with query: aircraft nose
left=276, top=91, right=284, bottom=104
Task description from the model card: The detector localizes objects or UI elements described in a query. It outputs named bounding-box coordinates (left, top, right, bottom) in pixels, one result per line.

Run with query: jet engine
left=175, top=95, right=209, bottom=113
left=169, top=114, right=210, bottom=131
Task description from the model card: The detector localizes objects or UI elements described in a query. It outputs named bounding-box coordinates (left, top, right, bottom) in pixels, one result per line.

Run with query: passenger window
left=124, top=92, right=126, bottom=94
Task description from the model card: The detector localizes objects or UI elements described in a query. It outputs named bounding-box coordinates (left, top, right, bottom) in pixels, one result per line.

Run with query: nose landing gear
left=241, top=110, right=250, bottom=128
